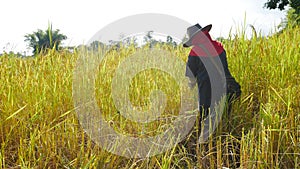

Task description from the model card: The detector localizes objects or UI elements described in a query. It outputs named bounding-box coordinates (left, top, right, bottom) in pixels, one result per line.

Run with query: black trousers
left=185, top=78, right=241, bottom=166
left=197, top=77, right=241, bottom=119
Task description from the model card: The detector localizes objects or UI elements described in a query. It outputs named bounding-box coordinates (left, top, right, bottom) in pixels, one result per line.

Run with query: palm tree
left=25, top=24, right=67, bottom=55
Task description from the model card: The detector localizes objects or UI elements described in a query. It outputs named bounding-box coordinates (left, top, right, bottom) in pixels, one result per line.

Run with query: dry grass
left=0, top=26, right=299, bottom=169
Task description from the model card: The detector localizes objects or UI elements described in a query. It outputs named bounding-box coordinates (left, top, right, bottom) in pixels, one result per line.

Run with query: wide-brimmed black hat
left=183, top=23, right=212, bottom=47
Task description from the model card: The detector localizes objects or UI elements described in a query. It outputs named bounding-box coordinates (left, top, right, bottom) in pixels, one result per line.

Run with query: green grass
left=0, top=26, right=299, bottom=169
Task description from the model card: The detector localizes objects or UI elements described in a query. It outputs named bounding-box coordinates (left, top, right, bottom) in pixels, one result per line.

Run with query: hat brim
left=183, top=24, right=212, bottom=47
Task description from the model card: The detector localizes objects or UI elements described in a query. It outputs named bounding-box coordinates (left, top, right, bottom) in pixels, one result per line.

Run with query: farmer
left=182, top=23, right=242, bottom=165
left=183, top=23, right=241, bottom=122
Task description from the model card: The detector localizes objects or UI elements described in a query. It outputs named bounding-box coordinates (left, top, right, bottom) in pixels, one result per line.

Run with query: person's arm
left=185, top=56, right=198, bottom=88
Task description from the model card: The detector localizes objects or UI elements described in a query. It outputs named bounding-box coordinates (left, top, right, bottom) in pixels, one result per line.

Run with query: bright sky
left=0, top=0, right=286, bottom=55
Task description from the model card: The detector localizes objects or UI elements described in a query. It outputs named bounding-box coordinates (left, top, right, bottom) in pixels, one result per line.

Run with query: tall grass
left=0, top=26, right=299, bottom=169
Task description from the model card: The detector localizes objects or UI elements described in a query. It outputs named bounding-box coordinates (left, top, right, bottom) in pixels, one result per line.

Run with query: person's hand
left=188, top=78, right=196, bottom=89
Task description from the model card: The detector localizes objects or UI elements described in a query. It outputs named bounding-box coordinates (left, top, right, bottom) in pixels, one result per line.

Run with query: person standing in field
left=182, top=23, right=242, bottom=165
left=184, top=23, right=241, bottom=124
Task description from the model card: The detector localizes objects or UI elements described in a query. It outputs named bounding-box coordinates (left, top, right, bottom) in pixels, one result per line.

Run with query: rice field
left=0, top=26, right=299, bottom=168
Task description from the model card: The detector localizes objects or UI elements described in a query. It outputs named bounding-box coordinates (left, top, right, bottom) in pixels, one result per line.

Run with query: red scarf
left=189, top=31, right=224, bottom=57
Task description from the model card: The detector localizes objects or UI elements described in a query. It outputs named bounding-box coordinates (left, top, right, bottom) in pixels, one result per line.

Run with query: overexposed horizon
left=0, top=0, right=286, bottom=55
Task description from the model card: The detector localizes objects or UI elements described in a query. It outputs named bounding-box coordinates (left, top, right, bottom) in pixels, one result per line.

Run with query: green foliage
left=265, top=0, right=289, bottom=10
left=264, top=0, right=300, bottom=11
left=265, top=0, right=300, bottom=29
left=24, top=24, right=67, bottom=55
left=278, top=8, right=300, bottom=30
left=286, top=8, right=300, bottom=26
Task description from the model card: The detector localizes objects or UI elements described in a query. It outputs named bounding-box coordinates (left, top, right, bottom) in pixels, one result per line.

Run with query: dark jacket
left=185, top=50, right=241, bottom=109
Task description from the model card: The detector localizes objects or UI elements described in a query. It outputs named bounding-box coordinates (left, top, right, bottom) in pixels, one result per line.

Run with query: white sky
left=0, top=0, right=286, bottom=55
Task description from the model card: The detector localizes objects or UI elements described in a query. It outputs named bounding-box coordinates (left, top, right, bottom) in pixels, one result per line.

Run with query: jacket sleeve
left=185, top=55, right=198, bottom=79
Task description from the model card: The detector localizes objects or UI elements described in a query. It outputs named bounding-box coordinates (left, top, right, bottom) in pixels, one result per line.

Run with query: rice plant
left=0, top=26, right=299, bottom=169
